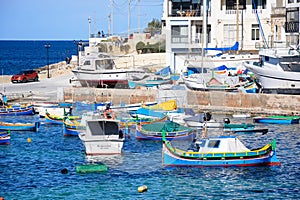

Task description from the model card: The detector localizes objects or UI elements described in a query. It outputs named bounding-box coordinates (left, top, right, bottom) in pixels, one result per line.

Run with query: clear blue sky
left=0, top=0, right=163, bottom=40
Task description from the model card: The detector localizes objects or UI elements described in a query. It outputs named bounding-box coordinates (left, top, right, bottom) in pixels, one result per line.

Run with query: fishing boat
left=244, top=47, right=300, bottom=94
left=183, top=113, right=222, bottom=128
left=0, top=131, right=10, bottom=145
left=45, top=112, right=81, bottom=125
left=136, top=121, right=196, bottom=141
left=78, top=119, right=125, bottom=155
left=119, top=116, right=154, bottom=128
left=72, top=51, right=146, bottom=88
left=0, top=121, right=40, bottom=132
left=162, top=133, right=280, bottom=167
left=0, top=104, right=35, bottom=116
left=253, top=115, right=300, bottom=124
left=63, top=119, right=85, bottom=136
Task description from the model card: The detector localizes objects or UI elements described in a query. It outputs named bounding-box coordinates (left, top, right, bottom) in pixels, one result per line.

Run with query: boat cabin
left=80, top=53, right=116, bottom=71
left=86, top=119, right=123, bottom=139
left=195, top=136, right=249, bottom=153
left=259, top=48, right=300, bottom=72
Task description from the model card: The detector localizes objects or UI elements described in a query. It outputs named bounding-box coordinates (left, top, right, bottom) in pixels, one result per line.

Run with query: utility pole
left=111, top=0, right=114, bottom=35
left=138, top=0, right=140, bottom=33
left=128, top=0, right=131, bottom=39
left=108, top=13, right=111, bottom=36
left=88, top=17, right=91, bottom=38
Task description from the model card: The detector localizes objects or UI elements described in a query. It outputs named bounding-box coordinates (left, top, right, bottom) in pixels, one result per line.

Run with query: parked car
left=11, top=70, right=39, bottom=83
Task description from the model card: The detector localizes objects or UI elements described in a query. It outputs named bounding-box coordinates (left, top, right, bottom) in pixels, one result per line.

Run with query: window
left=207, top=140, right=220, bottom=148
left=171, top=25, right=188, bottom=43
left=252, top=0, right=266, bottom=9
left=226, top=0, right=246, bottom=10
left=223, top=24, right=241, bottom=46
left=251, top=24, right=260, bottom=41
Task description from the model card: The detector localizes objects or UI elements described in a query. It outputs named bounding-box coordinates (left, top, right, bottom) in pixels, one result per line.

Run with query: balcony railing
left=285, top=21, right=299, bottom=33
left=171, top=35, right=189, bottom=43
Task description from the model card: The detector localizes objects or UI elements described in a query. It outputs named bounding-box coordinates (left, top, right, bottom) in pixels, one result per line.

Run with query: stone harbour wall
left=62, top=88, right=300, bottom=115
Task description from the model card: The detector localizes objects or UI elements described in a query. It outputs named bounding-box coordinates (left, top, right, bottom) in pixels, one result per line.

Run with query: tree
left=144, top=18, right=162, bottom=36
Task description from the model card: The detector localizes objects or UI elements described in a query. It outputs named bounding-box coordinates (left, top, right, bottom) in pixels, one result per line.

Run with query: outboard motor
left=203, top=112, right=212, bottom=121
left=223, top=118, right=230, bottom=124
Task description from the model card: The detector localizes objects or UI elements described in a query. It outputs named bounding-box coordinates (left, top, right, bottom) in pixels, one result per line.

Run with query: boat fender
left=223, top=118, right=230, bottom=124
left=138, top=185, right=148, bottom=193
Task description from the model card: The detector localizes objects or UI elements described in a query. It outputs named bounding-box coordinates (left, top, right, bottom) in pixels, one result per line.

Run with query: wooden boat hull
left=0, top=106, right=35, bottom=116
left=0, top=131, right=10, bottom=145
left=79, top=133, right=124, bottom=155
left=253, top=116, right=300, bottom=124
left=136, top=129, right=196, bottom=141
left=45, top=113, right=81, bottom=125
left=63, top=122, right=85, bottom=136
left=0, top=121, right=40, bottom=132
left=162, top=141, right=280, bottom=167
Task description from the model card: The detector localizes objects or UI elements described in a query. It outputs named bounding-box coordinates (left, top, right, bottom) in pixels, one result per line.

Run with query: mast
left=236, top=0, right=239, bottom=54
left=201, top=0, right=207, bottom=74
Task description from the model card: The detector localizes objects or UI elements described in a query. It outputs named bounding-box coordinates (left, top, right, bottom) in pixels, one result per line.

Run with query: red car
left=11, top=70, right=39, bottom=83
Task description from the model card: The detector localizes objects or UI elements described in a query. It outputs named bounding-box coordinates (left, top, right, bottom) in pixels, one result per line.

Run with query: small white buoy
left=27, top=137, right=32, bottom=143
left=138, top=185, right=148, bottom=193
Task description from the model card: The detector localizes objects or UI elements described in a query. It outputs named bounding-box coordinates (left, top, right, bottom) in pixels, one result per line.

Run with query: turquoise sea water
left=0, top=115, right=299, bottom=199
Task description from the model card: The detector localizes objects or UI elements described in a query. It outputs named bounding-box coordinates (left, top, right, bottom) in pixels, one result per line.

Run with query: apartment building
left=161, top=0, right=286, bottom=73
left=286, top=0, right=300, bottom=45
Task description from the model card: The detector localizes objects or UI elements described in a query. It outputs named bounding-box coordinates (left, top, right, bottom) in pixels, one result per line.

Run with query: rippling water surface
left=0, top=40, right=78, bottom=75
left=0, top=115, right=299, bottom=199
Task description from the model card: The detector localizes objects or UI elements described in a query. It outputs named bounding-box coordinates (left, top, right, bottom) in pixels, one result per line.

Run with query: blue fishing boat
left=0, top=104, right=35, bottom=116
left=0, top=121, right=40, bottom=132
left=253, top=115, right=300, bottom=124
left=0, top=131, right=10, bottom=145
left=136, top=121, right=196, bottom=141
left=162, top=133, right=280, bottom=167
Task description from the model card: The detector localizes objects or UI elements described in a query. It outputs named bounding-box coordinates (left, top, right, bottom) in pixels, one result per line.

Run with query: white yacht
left=244, top=47, right=300, bottom=95
left=78, top=119, right=125, bottom=155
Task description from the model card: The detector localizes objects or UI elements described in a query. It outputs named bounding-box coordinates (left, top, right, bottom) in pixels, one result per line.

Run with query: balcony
left=170, top=9, right=202, bottom=17
left=285, top=21, right=299, bottom=33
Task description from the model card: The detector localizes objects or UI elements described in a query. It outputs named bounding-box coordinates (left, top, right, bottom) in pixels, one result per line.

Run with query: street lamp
left=44, top=43, right=51, bottom=78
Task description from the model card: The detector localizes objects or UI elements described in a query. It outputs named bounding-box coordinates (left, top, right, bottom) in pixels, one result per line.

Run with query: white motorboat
left=72, top=52, right=147, bottom=88
left=78, top=119, right=125, bottom=155
left=244, top=47, right=300, bottom=94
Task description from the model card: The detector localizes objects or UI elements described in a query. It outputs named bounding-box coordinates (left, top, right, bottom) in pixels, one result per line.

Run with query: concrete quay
left=62, top=87, right=300, bottom=116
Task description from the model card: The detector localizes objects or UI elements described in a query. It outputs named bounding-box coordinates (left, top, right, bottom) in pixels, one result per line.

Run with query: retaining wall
left=62, top=88, right=300, bottom=115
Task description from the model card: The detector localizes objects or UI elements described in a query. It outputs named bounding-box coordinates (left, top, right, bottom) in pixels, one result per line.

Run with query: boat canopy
left=145, top=99, right=177, bottom=111
left=196, top=136, right=249, bottom=153
left=204, top=42, right=239, bottom=52
left=155, top=66, right=172, bottom=76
